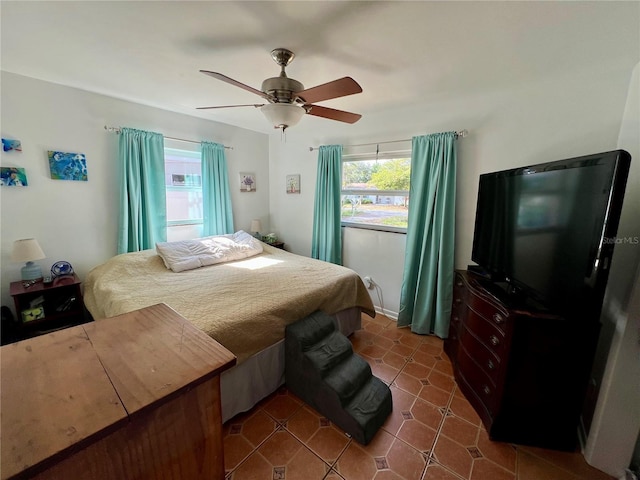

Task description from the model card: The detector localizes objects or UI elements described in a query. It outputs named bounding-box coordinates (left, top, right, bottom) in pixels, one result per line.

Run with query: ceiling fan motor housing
left=261, top=76, right=304, bottom=104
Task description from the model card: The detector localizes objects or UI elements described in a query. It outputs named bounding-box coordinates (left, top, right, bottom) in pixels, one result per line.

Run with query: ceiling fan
left=198, top=48, right=363, bottom=132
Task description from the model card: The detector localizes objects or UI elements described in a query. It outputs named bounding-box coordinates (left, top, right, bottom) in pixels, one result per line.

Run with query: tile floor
left=223, top=313, right=614, bottom=480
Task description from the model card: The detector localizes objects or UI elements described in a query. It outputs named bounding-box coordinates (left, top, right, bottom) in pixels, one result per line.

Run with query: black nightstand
left=267, top=241, right=285, bottom=250
left=9, top=273, right=90, bottom=342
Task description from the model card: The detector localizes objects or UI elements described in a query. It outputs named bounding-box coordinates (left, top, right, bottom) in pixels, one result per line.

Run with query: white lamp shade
left=250, top=219, right=263, bottom=233
left=11, top=238, right=46, bottom=262
left=261, top=104, right=305, bottom=130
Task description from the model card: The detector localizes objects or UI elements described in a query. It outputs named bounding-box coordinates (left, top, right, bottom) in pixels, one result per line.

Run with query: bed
left=83, top=238, right=375, bottom=422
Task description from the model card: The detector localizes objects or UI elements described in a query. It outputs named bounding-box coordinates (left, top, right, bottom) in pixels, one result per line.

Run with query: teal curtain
left=201, top=141, right=234, bottom=236
left=397, top=132, right=457, bottom=337
left=311, top=145, right=343, bottom=265
left=117, top=127, right=166, bottom=254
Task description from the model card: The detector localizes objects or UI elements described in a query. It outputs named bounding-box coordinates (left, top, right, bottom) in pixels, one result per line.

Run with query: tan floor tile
left=242, top=410, right=278, bottom=447
left=262, top=389, right=302, bottom=422
left=411, top=397, right=445, bottom=431
left=411, top=349, right=438, bottom=368
left=517, top=446, right=614, bottom=480
left=306, top=425, right=351, bottom=464
left=224, top=433, right=255, bottom=472
left=470, top=458, right=515, bottom=480
left=285, top=445, right=330, bottom=479
left=258, top=429, right=305, bottom=466
left=447, top=394, right=481, bottom=426
left=427, top=370, right=456, bottom=393
left=396, top=418, right=438, bottom=453
left=381, top=385, right=417, bottom=436
left=401, top=360, right=433, bottom=380
left=417, top=384, right=452, bottom=408
left=516, top=449, right=584, bottom=480
left=476, top=429, right=516, bottom=473
left=386, top=437, right=429, bottom=479
left=423, top=461, right=465, bottom=480
left=440, top=414, right=480, bottom=447
left=390, top=343, right=415, bottom=358
left=393, top=371, right=423, bottom=396
left=433, top=434, right=474, bottom=479
left=229, top=450, right=273, bottom=479
left=383, top=350, right=409, bottom=370
left=287, top=405, right=325, bottom=443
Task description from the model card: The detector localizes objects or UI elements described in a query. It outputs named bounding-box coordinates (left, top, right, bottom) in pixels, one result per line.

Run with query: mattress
left=84, top=243, right=375, bottom=365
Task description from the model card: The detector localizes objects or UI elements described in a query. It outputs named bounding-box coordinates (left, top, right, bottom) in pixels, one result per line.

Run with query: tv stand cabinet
left=445, top=270, right=600, bottom=451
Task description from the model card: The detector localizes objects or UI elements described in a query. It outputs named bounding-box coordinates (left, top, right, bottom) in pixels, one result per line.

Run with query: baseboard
left=374, top=306, right=398, bottom=320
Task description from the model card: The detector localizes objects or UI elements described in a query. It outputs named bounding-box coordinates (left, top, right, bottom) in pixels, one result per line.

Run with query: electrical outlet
left=364, top=276, right=373, bottom=289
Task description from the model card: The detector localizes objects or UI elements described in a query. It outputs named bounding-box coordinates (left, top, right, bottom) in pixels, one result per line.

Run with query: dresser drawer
left=464, top=308, right=509, bottom=361
left=468, top=289, right=509, bottom=332
left=459, top=325, right=501, bottom=385
left=457, top=342, right=499, bottom=415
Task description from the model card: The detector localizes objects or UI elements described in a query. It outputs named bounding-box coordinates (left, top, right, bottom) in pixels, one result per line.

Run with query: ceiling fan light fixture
left=261, top=103, right=305, bottom=131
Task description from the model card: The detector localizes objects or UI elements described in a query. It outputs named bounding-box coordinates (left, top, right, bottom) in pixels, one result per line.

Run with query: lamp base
left=21, top=261, right=43, bottom=281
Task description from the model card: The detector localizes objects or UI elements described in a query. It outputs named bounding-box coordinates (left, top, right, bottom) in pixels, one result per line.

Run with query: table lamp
left=11, top=238, right=46, bottom=281
left=250, top=219, right=263, bottom=240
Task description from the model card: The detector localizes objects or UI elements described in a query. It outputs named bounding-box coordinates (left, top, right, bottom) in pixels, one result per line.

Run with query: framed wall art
left=286, top=174, right=300, bottom=194
left=48, top=151, right=88, bottom=181
left=0, top=167, right=28, bottom=186
left=240, top=172, right=256, bottom=192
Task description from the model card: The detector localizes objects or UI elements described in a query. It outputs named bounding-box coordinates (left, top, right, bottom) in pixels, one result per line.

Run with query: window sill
left=341, top=222, right=407, bottom=235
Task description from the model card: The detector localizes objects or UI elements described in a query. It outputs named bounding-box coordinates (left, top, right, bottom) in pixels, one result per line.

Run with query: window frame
left=164, top=147, right=203, bottom=228
left=340, top=151, right=411, bottom=234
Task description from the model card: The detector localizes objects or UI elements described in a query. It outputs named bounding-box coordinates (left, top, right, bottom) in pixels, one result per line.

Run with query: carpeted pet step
left=324, top=353, right=372, bottom=405
left=304, top=330, right=353, bottom=377
left=285, top=310, right=392, bottom=445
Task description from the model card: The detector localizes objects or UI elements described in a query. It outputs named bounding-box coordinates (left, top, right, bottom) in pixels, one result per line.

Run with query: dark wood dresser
left=445, top=270, right=600, bottom=451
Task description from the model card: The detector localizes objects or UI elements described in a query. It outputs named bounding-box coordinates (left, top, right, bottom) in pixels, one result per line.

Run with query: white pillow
left=156, top=230, right=263, bottom=272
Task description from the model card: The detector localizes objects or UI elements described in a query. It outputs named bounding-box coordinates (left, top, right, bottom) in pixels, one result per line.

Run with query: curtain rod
left=104, top=126, right=233, bottom=150
left=308, top=129, right=468, bottom=152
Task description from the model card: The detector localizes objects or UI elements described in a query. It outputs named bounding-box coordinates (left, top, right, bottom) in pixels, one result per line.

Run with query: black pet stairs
left=285, top=310, right=392, bottom=445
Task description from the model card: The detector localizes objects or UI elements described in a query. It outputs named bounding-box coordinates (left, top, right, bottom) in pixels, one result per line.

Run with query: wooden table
left=1, top=303, right=236, bottom=480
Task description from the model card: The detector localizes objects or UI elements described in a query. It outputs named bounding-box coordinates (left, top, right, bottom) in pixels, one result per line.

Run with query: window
left=165, top=148, right=203, bottom=237
left=341, top=154, right=411, bottom=233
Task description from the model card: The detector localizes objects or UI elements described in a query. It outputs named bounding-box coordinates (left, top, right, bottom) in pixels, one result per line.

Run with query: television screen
left=472, top=150, right=630, bottom=313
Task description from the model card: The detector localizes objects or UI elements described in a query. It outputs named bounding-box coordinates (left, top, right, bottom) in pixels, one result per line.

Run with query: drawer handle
left=493, top=313, right=504, bottom=324
left=489, top=335, right=500, bottom=347
left=452, top=315, right=459, bottom=322
left=456, top=280, right=463, bottom=287
left=483, top=385, right=491, bottom=395
left=487, top=359, right=495, bottom=370
left=455, top=298, right=462, bottom=305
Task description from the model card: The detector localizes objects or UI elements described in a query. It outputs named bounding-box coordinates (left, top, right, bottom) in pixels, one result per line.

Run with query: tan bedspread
left=84, top=244, right=375, bottom=364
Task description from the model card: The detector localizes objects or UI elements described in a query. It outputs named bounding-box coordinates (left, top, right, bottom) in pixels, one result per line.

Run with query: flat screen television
left=471, top=149, right=631, bottom=316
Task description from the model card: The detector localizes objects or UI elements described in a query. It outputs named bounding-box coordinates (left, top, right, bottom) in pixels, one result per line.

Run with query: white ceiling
left=2, top=1, right=639, bottom=135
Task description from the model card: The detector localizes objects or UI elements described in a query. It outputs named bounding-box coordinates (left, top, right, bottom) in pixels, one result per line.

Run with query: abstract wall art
left=2, top=138, right=22, bottom=152
left=48, top=151, right=88, bottom=181
left=0, top=167, right=28, bottom=186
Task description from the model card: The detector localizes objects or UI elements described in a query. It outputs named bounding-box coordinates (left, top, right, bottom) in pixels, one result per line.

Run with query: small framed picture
left=0, top=167, right=28, bottom=186
left=286, top=174, right=300, bottom=194
left=48, top=151, right=88, bottom=181
left=240, top=172, right=256, bottom=192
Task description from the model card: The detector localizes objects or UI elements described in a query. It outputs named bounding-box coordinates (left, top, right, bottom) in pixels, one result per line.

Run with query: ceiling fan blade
left=295, top=77, right=362, bottom=104
left=306, top=105, right=362, bottom=124
left=197, top=104, right=264, bottom=110
left=199, top=70, right=273, bottom=100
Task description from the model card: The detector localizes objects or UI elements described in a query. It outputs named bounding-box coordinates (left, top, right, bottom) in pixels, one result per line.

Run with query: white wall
left=584, top=62, right=640, bottom=477
left=0, top=72, right=268, bottom=311
left=269, top=61, right=633, bottom=318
